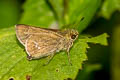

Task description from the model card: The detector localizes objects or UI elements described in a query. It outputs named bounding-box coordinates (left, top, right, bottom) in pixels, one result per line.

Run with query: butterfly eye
left=71, top=34, right=77, bottom=39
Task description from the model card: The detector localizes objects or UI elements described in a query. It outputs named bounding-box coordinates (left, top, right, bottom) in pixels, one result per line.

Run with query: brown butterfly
left=15, top=24, right=79, bottom=65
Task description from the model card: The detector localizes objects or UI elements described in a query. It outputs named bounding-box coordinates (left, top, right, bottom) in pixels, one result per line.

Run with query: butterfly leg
left=67, top=49, right=72, bottom=66
left=43, top=53, right=55, bottom=66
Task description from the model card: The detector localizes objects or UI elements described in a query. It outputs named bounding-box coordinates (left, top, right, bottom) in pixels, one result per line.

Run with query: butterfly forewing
left=16, top=24, right=31, bottom=46
left=25, top=34, right=64, bottom=59
left=16, top=24, right=62, bottom=46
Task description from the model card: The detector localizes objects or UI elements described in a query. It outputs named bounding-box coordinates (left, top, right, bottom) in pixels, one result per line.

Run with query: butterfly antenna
left=73, top=17, right=85, bottom=29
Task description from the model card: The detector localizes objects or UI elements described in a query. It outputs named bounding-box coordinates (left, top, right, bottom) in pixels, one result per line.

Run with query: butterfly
left=15, top=24, right=79, bottom=65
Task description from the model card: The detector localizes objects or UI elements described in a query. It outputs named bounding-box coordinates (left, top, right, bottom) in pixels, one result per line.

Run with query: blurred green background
left=0, top=0, right=120, bottom=80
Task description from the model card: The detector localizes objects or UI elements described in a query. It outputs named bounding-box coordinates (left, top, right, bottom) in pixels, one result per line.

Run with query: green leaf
left=19, top=0, right=101, bottom=32
left=62, top=0, right=101, bottom=33
left=76, top=64, right=102, bottom=80
left=87, top=33, right=109, bottom=46
left=0, top=0, right=21, bottom=28
left=47, top=0, right=63, bottom=22
left=99, top=0, right=120, bottom=19
left=111, top=26, right=120, bottom=80
left=19, top=0, right=56, bottom=28
left=0, top=27, right=108, bottom=80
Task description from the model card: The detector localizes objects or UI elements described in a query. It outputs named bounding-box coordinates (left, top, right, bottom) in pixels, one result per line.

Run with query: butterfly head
left=64, top=29, right=79, bottom=41
left=69, top=29, right=79, bottom=40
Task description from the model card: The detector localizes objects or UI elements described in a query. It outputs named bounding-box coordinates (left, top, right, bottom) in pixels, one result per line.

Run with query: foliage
left=99, top=0, right=120, bottom=19
left=0, top=27, right=108, bottom=80
left=0, top=0, right=119, bottom=80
